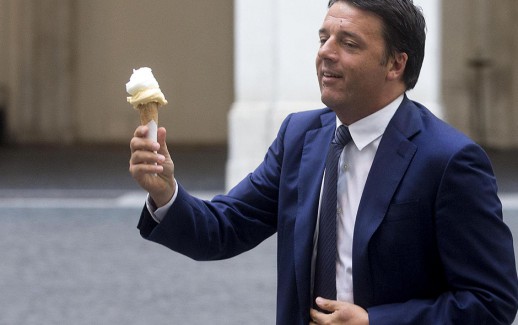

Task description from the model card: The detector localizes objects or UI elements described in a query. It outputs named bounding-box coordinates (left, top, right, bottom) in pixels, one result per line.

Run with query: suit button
left=342, top=163, right=348, bottom=171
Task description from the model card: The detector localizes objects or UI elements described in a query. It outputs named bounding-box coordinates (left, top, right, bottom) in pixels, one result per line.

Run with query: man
left=129, top=0, right=518, bottom=324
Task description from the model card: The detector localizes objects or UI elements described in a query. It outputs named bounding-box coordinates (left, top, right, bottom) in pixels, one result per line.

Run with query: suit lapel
left=352, top=98, right=422, bottom=306
left=294, top=110, right=335, bottom=321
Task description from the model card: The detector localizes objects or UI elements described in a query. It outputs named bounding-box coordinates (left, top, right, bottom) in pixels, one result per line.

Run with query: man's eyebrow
left=318, top=28, right=362, bottom=41
left=340, top=30, right=363, bottom=41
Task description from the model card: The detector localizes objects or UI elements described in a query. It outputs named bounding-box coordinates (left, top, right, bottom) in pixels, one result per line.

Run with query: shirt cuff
left=145, top=180, right=179, bottom=223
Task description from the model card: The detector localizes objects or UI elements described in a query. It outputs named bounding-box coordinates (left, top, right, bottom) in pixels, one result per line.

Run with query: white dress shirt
left=148, top=183, right=177, bottom=223
left=148, top=94, right=404, bottom=303
left=312, top=94, right=403, bottom=303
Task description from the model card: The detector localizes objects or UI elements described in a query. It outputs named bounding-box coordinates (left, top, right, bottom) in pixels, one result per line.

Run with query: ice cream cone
left=138, top=102, right=159, bottom=126
left=126, top=67, right=167, bottom=143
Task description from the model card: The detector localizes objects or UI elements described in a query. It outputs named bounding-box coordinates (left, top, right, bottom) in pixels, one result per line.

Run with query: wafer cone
left=137, top=102, right=159, bottom=125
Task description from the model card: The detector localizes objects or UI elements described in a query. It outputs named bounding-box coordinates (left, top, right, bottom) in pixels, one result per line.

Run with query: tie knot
left=334, top=125, right=351, bottom=147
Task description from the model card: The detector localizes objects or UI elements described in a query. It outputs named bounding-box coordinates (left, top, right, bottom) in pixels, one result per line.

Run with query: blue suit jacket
left=138, top=96, right=518, bottom=324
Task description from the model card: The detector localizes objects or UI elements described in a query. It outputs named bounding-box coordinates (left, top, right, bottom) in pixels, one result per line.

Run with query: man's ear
left=387, top=52, right=408, bottom=82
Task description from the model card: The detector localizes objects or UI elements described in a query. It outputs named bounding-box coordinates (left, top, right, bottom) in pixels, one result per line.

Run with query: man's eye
left=319, top=38, right=327, bottom=46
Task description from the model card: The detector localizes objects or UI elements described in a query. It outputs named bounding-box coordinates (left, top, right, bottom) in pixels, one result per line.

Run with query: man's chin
left=320, top=94, right=341, bottom=109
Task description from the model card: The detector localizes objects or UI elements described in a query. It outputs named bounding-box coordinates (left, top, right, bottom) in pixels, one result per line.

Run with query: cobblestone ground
left=1, top=201, right=517, bottom=324
left=0, top=204, right=277, bottom=325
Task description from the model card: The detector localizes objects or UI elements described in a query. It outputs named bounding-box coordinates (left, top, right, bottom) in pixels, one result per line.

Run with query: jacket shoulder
left=281, top=108, right=334, bottom=134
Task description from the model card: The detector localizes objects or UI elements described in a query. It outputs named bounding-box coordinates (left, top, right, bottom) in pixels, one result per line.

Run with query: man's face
left=316, top=2, right=393, bottom=122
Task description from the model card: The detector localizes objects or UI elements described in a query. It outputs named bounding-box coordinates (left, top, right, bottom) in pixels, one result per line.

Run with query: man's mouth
left=322, top=71, right=342, bottom=78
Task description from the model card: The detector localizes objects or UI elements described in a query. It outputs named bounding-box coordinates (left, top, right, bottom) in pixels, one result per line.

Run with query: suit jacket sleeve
left=136, top=115, right=295, bottom=261
left=367, top=143, right=518, bottom=324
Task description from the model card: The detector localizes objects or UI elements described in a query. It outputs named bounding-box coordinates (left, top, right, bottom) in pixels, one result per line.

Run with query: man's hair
left=328, top=0, right=426, bottom=90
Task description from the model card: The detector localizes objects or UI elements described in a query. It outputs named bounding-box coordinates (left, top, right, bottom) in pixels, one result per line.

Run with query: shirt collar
left=336, top=94, right=404, bottom=151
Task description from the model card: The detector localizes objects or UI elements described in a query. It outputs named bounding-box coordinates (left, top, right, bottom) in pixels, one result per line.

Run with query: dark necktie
left=313, top=124, right=352, bottom=308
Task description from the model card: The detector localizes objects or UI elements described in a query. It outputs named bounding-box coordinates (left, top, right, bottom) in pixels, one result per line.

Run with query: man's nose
left=318, top=38, right=338, bottom=61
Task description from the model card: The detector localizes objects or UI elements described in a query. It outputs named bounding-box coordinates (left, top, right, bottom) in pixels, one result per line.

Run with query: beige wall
left=442, top=0, right=518, bottom=147
left=0, top=1, right=8, bottom=111
left=1, top=0, right=233, bottom=145
left=2, top=0, right=517, bottom=148
left=75, top=0, right=233, bottom=145
left=2, top=0, right=76, bottom=143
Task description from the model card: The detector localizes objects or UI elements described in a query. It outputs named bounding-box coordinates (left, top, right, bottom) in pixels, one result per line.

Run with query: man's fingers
left=131, top=125, right=160, bottom=152
left=312, top=299, right=369, bottom=324
left=129, top=160, right=163, bottom=176
left=156, top=127, right=170, bottom=157
left=310, top=307, right=329, bottom=325
left=310, top=298, right=337, bottom=324
left=157, top=127, right=166, bottom=143
left=130, top=149, right=164, bottom=166
left=129, top=127, right=171, bottom=174
left=133, top=125, right=148, bottom=137
left=310, top=308, right=319, bottom=321
left=315, top=297, right=337, bottom=312
left=130, top=135, right=160, bottom=153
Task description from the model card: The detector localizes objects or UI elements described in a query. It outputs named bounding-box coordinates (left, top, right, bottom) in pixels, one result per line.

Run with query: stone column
left=412, top=0, right=444, bottom=119
left=226, top=0, right=443, bottom=189
left=226, top=0, right=327, bottom=189
left=2, top=0, right=75, bottom=144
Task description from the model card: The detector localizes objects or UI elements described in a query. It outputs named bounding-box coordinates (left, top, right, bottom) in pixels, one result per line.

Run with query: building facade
left=0, top=1, right=516, bottom=187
